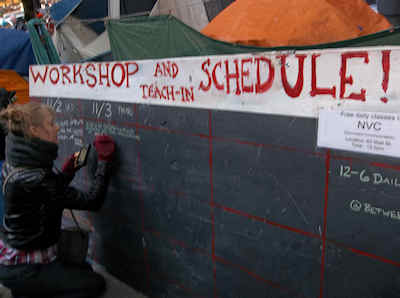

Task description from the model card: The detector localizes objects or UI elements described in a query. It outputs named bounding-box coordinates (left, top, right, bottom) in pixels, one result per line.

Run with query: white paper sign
left=317, top=110, right=400, bottom=158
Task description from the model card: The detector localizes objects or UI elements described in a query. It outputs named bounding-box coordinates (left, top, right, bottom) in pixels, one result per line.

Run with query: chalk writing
left=92, top=102, right=112, bottom=119
left=350, top=199, right=400, bottom=221
left=57, top=119, right=83, bottom=146
left=44, top=98, right=77, bottom=113
left=339, top=165, right=400, bottom=187
left=85, top=121, right=139, bottom=140
left=117, top=105, right=134, bottom=118
left=46, top=98, right=62, bottom=112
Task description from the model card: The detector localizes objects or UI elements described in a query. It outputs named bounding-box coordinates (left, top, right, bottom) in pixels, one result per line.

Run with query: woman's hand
left=93, top=135, right=115, bottom=162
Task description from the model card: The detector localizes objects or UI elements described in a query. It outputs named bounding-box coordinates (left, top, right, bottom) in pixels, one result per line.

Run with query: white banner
left=30, top=46, right=400, bottom=118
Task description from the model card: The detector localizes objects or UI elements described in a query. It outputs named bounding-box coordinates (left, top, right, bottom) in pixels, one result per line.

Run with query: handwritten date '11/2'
left=339, top=165, right=400, bottom=188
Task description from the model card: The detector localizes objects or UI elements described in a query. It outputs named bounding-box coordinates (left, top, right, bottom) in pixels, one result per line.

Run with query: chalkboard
left=31, top=95, right=400, bottom=298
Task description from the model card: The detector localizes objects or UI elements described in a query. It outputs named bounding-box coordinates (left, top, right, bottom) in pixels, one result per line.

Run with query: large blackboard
left=34, top=96, right=400, bottom=298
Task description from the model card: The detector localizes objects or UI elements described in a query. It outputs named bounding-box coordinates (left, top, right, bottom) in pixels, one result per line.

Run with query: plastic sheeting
left=106, top=15, right=400, bottom=61
left=150, top=0, right=209, bottom=31
left=0, top=28, right=36, bottom=76
left=53, top=15, right=108, bottom=62
left=201, top=0, right=392, bottom=47
left=50, top=0, right=82, bottom=27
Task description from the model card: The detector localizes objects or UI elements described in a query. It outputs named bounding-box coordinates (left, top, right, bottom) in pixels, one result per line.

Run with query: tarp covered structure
left=0, top=70, right=29, bottom=104
left=50, top=0, right=109, bottom=62
left=107, top=15, right=400, bottom=61
left=0, top=28, right=35, bottom=76
left=150, top=0, right=209, bottom=31
left=201, top=0, right=392, bottom=47
left=49, top=0, right=158, bottom=63
left=50, top=0, right=82, bottom=27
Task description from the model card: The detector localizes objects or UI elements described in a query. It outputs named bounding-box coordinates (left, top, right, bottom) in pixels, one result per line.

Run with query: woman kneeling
left=0, top=102, right=115, bottom=298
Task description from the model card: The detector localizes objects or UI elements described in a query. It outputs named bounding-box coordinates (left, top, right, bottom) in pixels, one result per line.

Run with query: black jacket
left=1, top=133, right=111, bottom=251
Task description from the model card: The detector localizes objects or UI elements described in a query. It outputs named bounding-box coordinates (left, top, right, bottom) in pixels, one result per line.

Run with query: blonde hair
left=0, top=102, right=55, bottom=138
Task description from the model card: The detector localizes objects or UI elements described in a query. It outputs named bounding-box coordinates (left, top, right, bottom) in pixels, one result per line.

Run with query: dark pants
left=0, top=260, right=105, bottom=298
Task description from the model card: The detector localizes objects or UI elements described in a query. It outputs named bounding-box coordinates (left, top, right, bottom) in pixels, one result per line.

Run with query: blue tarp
left=0, top=29, right=36, bottom=76
left=50, top=0, right=82, bottom=27
left=72, top=0, right=107, bottom=34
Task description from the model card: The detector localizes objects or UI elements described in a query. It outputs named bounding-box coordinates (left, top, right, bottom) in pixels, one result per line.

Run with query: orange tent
left=0, top=70, right=29, bottom=104
left=201, top=0, right=392, bottom=47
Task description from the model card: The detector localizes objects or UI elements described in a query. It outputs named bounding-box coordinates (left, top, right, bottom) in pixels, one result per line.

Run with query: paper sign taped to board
left=317, top=110, right=400, bottom=158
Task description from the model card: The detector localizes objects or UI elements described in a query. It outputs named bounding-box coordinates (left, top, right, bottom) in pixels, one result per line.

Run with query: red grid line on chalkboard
left=153, top=183, right=400, bottom=270
left=319, top=150, right=331, bottom=298
left=135, top=180, right=400, bottom=297
left=211, top=201, right=321, bottom=239
left=208, top=110, right=219, bottom=298
left=332, top=154, right=400, bottom=172
left=214, top=255, right=306, bottom=298
left=133, top=103, right=151, bottom=292
left=326, top=239, right=400, bottom=267
left=78, top=114, right=400, bottom=173
left=142, top=212, right=400, bottom=298
left=143, top=225, right=303, bottom=297
left=86, top=171, right=400, bottom=292
left=150, top=183, right=400, bottom=296
left=213, top=136, right=326, bottom=158
left=86, top=116, right=325, bottom=158
left=81, top=116, right=211, bottom=140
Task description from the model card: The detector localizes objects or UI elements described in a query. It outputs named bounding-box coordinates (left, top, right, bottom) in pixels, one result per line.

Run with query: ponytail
left=0, top=102, right=54, bottom=138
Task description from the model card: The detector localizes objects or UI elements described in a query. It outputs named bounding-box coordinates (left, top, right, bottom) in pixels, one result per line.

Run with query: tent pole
left=108, top=0, right=120, bottom=19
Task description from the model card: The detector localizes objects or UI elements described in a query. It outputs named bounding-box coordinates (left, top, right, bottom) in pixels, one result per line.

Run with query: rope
left=54, top=11, right=151, bottom=25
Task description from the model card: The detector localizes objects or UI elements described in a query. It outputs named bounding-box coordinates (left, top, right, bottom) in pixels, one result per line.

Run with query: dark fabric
left=203, top=0, right=235, bottom=21
left=0, top=88, right=15, bottom=111
left=1, top=133, right=112, bottom=251
left=21, top=0, right=40, bottom=22
left=72, top=0, right=107, bottom=34
left=5, top=133, right=58, bottom=169
left=0, top=132, right=5, bottom=161
left=0, top=29, right=36, bottom=76
left=107, top=15, right=400, bottom=62
left=0, top=260, right=105, bottom=298
left=120, top=0, right=156, bottom=15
